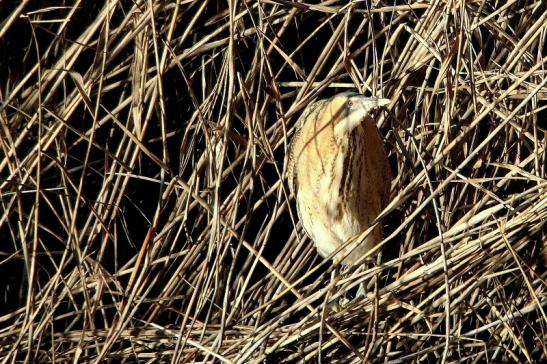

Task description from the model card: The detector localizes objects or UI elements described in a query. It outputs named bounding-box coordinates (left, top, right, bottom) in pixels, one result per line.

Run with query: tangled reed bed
left=0, top=1, right=545, bottom=362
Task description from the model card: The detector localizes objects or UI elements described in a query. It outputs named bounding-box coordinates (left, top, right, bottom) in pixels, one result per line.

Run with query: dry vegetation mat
left=0, top=1, right=546, bottom=362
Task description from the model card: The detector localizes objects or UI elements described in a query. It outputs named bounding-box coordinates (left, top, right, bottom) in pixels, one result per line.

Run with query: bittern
left=287, top=92, right=392, bottom=294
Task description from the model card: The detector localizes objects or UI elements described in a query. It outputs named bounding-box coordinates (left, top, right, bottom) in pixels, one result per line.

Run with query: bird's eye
left=347, top=100, right=353, bottom=109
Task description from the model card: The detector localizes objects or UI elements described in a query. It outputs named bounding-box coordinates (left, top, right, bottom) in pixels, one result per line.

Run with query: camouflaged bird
left=287, top=92, right=392, bottom=266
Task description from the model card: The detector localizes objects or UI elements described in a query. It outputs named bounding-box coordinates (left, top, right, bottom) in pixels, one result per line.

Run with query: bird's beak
left=366, top=97, right=390, bottom=109
left=351, top=96, right=390, bottom=114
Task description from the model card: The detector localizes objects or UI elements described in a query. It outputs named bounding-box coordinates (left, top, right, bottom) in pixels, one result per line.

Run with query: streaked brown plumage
left=287, top=92, right=392, bottom=266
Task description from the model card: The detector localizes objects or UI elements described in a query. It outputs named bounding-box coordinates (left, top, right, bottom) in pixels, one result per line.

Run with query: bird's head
left=327, top=92, right=390, bottom=137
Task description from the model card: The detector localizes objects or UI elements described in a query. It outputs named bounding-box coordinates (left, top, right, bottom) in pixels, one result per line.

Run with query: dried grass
left=0, top=1, right=546, bottom=362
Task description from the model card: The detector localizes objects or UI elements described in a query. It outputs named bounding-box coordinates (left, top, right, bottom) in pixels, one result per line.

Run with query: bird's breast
left=303, top=127, right=367, bottom=227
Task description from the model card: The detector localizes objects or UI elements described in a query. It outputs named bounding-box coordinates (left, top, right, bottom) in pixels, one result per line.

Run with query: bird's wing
left=286, top=98, right=329, bottom=197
